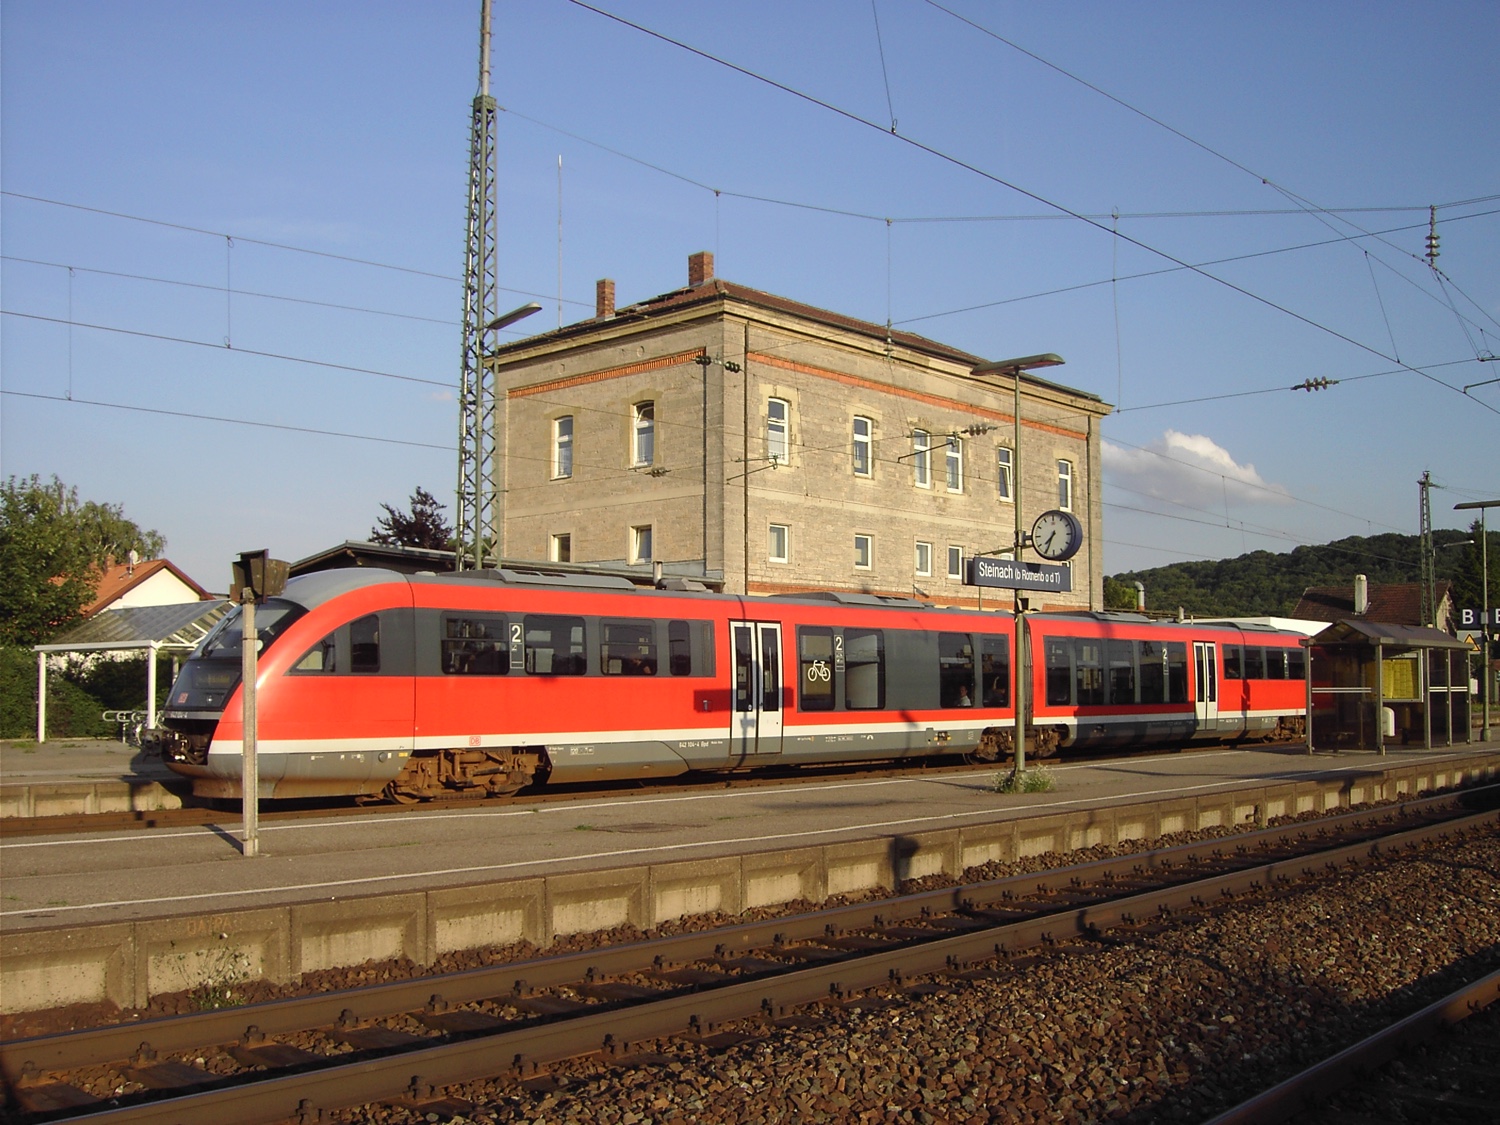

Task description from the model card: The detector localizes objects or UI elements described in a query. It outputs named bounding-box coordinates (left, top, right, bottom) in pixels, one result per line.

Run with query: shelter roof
left=1309, top=619, right=1469, bottom=650
left=35, top=600, right=232, bottom=654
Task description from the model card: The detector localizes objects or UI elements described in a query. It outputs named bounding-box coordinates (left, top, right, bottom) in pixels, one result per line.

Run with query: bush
left=0, top=645, right=113, bottom=740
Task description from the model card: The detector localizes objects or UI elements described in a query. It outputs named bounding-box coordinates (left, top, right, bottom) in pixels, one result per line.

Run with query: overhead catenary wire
left=2, top=390, right=450, bottom=451
left=562, top=1, right=1498, bottom=416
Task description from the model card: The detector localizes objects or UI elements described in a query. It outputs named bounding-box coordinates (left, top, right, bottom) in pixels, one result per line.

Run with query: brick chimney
left=596, top=278, right=615, bottom=319
left=688, top=250, right=714, bottom=287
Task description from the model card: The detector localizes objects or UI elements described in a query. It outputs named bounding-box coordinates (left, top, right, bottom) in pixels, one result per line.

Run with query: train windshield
left=195, top=599, right=306, bottom=660
left=165, top=600, right=307, bottom=715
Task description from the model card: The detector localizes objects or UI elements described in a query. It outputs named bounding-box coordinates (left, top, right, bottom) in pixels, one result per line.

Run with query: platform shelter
left=1306, top=619, right=1471, bottom=753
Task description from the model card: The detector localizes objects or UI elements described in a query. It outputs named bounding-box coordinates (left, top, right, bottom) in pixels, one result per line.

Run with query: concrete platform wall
left=4, top=755, right=1496, bottom=1014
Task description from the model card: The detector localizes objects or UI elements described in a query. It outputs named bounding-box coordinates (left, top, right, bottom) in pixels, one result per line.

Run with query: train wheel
left=383, top=783, right=422, bottom=805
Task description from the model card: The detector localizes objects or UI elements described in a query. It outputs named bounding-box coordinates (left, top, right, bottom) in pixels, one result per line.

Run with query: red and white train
left=154, top=567, right=1309, bottom=801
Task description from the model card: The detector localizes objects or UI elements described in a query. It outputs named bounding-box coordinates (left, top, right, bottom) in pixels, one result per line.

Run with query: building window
left=1058, top=459, right=1073, bottom=510
left=914, top=541, right=932, bottom=577
left=852, top=416, right=872, bottom=477
left=631, top=524, right=653, bottom=563
left=769, top=523, right=789, bottom=563
left=552, top=415, right=573, bottom=479
left=997, top=447, right=1013, bottom=502
left=912, top=429, right=931, bottom=488
left=767, top=398, right=789, bottom=464
left=550, top=533, right=571, bottom=563
left=632, top=401, right=654, bottom=466
left=945, top=436, right=963, bottom=492
left=947, top=545, right=963, bottom=580
left=854, top=533, right=872, bottom=570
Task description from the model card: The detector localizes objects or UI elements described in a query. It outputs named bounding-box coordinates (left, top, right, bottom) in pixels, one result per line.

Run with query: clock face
left=1031, top=509, right=1082, bottom=561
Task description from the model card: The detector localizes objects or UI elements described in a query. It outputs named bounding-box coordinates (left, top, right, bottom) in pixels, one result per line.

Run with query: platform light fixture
left=1454, top=499, right=1498, bottom=741
left=967, top=354, right=1065, bottom=782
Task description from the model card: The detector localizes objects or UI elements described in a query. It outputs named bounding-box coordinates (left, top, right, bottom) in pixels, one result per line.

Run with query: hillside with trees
left=1105, top=526, right=1499, bottom=619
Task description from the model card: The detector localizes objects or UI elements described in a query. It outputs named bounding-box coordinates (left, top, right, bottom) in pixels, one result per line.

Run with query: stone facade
left=489, top=253, right=1112, bottom=609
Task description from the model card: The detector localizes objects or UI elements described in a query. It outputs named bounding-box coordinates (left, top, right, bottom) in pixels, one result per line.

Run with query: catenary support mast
left=456, top=0, right=501, bottom=571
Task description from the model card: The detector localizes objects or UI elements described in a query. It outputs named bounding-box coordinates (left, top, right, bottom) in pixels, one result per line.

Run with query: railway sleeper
left=382, top=747, right=543, bottom=802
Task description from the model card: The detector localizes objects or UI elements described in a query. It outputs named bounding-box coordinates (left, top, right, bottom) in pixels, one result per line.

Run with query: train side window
left=1264, top=647, right=1287, bottom=679
left=1044, top=637, right=1073, bottom=706
left=1243, top=646, right=1266, bottom=679
left=734, top=628, right=753, bottom=712
left=350, top=615, right=380, bottom=674
left=939, top=632, right=976, bottom=708
left=295, top=634, right=338, bottom=673
left=1137, top=641, right=1165, bottom=704
left=1074, top=639, right=1104, bottom=707
left=668, top=620, right=692, bottom=676
left=602, top=619, right=657, bottom=675
left=1166, top=642, right=1188, bottom=703
left=844, top=629, right=885, bottom=710
left=1287, top=646, right=1306, bottom=680
left=1106, top=638, right=1135, bottom=704
left=524, top=614, right=586, bottom=675
left=980, top=635, right=1010, bottom=707
left=798, top=627, right=836, bottom=711
left=1223, top=645, right=1243, bottom=679
left=443, top=616, right=508, bottom=675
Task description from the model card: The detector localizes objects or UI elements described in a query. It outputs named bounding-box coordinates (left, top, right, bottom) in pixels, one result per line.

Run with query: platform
left=2, top=743, right=1497, bottom=1014
left=0, top=738, right=185, bottom=819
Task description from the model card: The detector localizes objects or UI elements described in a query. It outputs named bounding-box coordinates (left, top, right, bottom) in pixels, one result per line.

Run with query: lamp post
left=1454, top=500, right=1497, bottom=741
left=967, top=354, right=1065, bottom=779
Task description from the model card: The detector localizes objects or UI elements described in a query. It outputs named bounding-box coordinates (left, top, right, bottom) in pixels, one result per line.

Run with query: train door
left=1193, top=641, right=1219, bottom=731
left=732, top=622, right=784, bottom=762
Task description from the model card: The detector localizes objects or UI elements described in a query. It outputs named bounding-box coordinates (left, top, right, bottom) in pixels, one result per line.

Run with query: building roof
left=1292, top=581, right=1451, bottom=627
left=291, top=540, right=458, bottom=576
left=81, top=558, right=214, bottom=617
left=490, top=267, right=1105, bottom=406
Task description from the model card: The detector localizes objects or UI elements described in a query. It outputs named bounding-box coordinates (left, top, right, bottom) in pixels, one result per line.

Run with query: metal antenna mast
left=1419, top=471, right=1435, bottom=626
left=456, top=0, right=501, bottom=571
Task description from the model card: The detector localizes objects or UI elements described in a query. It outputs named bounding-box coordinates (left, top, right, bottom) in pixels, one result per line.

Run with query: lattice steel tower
left=455, top=0, right=502, bottom=572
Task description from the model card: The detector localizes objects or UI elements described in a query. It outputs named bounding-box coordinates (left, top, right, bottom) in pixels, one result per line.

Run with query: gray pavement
left=0, top=738, right=178, bottom=784
left=3, top=743, right=1493, bottom=934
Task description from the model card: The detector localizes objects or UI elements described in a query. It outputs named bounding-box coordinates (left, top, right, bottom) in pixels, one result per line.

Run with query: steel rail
left=1203, top=967, right=1500, bottom=1124
left=4, top=789, right=1489, bottom=1079
left=10, top=807, right=1496, bottom=1124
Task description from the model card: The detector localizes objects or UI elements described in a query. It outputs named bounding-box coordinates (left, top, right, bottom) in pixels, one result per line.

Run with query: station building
left=487, top=252, right=1112, bottom=609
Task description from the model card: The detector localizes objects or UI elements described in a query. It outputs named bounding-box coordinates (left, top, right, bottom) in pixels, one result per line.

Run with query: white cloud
left=1103, top=431, right=1291, bottom=509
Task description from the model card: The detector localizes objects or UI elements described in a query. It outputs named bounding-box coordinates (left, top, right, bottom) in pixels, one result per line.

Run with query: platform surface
left=0, top=738, right=179, bottom=785
left=3, top=741, right=1494, bottom=935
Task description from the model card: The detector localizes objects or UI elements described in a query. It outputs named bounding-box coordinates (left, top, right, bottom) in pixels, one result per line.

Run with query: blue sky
left=3, top=1, right=1497, bottom=591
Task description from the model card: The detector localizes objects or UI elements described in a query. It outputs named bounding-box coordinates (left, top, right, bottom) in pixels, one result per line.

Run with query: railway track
left=4, top=790, right=1494, bottom=1124
left=0, top=742, right=1300, bottom=839
left=1209, top=968, right=1500, bottom=1124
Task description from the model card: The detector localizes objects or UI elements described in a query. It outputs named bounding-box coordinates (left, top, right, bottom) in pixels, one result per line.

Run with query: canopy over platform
left=32, top=600, right=231, bottom=741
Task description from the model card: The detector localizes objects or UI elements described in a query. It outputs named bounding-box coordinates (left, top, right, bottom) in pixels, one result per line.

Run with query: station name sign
left=966, top=555, right=1072, bottom=593
left=1457, top=608, right=1496, bottom=629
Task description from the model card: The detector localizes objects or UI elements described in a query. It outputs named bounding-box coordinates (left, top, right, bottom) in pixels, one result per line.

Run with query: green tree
left=0, top=475, right=166, bottom=647
left=371, top=486, right=454, bottom=551
left=1102, top=576, right=1139, bottom=611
